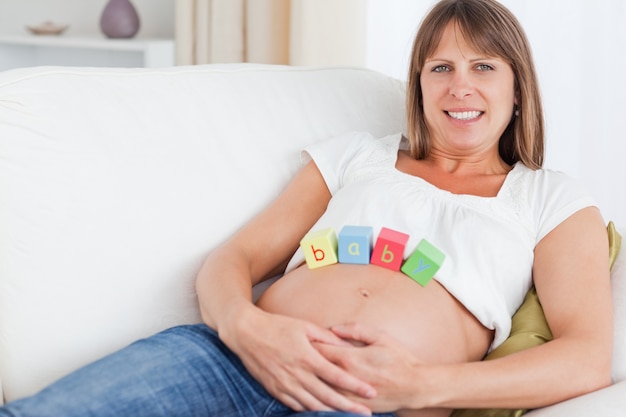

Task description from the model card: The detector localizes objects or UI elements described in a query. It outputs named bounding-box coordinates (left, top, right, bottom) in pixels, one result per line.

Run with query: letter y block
left=401, top=239, right=446, bottom=286
left=300, top=227, right=338, bottom=269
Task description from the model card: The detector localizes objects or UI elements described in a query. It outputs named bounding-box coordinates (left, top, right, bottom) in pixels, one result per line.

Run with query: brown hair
left=406, top=0, right=544, bottom=168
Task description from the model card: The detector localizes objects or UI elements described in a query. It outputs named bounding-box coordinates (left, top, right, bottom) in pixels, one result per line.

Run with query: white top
left=286, top=132, right=597, bottom=350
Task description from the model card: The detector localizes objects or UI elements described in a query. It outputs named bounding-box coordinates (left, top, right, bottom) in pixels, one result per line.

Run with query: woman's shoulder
left=303, top=131, right=404, bottom=173
left=510, top=163, right=590, bottom=196
left=508, top=163, right=597, bottom=243
left=301, top=131, right=404, bottom=194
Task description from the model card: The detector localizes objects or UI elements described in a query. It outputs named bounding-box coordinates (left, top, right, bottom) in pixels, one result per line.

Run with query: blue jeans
left=0, top=324, right=397, bottom=417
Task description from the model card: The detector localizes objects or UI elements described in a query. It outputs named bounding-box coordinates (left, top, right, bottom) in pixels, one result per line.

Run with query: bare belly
left=257, top=264, right=493, bottom=415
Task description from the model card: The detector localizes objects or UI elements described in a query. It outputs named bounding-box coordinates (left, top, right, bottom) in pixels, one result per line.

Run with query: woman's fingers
left=329, top=322, right=382, bottom=345
left=278, top=366, right=374, bottom=416
left=231, top=314, right=374, bottom=414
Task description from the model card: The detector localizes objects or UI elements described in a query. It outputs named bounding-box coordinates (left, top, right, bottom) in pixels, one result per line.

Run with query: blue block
left=338, top=225, right=373, bottom=264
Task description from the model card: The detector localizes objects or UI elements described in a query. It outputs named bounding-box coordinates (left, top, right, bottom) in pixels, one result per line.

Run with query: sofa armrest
left=525, top=380, right=626, bottom=417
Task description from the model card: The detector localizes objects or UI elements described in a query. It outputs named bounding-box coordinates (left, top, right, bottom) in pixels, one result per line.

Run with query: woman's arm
left=316, top=206, right=613, bottom=412
left=195, top=161, right=376, bottom=415
left=196, top=160, right=330, bottom=331
left=437, top=206, right=611, bottom=410
left=427, top=206, right=613, bottom=410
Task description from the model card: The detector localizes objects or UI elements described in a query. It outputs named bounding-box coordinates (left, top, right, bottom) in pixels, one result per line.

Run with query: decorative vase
left=100, top=0, right=140, bottom=39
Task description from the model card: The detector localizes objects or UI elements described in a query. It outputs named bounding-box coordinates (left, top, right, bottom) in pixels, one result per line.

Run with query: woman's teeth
left=447, top=111, right=482, bottom=121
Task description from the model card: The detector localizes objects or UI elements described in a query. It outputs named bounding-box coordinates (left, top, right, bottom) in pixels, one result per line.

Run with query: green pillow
left=451, top=222, right=621, bottom=417
left=609, top=221, right=622, bottom=270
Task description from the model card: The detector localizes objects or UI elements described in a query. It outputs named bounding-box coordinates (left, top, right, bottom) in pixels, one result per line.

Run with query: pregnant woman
left=0, top=1, right=612, bottom=416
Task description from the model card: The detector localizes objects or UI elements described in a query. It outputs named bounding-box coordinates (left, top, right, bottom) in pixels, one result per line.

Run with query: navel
left=358, top=288, right=371, bottom=298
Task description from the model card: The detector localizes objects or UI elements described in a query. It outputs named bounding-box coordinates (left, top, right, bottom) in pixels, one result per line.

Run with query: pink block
left=370, top=227, right=409, bottom=271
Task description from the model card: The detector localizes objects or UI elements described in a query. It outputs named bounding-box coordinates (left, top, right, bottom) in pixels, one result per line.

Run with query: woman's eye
left=432, top=65, right=450, bottom=73
left=476, top=64, right=494, bottom=71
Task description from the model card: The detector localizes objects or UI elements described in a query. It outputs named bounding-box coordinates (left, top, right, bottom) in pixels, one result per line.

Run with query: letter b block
left=338, top=225, right=373, bottom=264
left=370, top=227, right=409, bottom=271
left=401, top=239, right=446, bottom=286
left=300, top=227, right=338, bottom=269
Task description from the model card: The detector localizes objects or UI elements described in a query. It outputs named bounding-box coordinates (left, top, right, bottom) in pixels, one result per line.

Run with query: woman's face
left=420, top=21, right=517, bottom=160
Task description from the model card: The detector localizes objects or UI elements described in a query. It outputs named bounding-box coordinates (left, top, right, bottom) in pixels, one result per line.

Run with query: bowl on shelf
left=26, top=21, right=69, bottom=36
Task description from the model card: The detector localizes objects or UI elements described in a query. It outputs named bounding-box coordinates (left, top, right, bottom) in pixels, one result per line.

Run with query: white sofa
left=0, top=64, right=623, bottom=416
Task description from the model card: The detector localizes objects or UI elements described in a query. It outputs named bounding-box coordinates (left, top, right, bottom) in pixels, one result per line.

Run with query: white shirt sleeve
left=530, top=169, right=598, bottom=244
left=301, top=131, right=377, bottom=195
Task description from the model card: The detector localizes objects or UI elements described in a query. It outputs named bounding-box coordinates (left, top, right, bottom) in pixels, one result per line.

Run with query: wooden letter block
left=370, top=227, right=409, bottom=271
left=300, top=227, right=338, bottom=269
left=338, top=225, right=373, bottom=265
left=401, top=239, right=446, bottom=286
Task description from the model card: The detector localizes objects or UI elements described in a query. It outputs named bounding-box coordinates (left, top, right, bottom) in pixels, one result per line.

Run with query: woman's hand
left=315, top=322, right=425, bottom=413
left=218, top=306, right=377, bottom=416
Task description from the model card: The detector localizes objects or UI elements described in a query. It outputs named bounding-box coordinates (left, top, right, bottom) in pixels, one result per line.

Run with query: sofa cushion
left=0, top=64, right=406, bottom=401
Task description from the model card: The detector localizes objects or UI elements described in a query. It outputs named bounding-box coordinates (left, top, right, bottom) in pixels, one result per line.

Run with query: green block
left=401, top=239, right=445, bottom=286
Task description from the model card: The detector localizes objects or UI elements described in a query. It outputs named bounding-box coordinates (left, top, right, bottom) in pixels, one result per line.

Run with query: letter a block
left=370, top=227, right=409, bottom=271
left=338, top=225, right=373, bottom=264
left=300, top=228, right=338, bottom=269
left=401, top=239, right=446, bottom=286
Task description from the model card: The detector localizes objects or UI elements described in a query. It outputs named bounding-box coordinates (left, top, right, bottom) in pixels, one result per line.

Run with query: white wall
left=365, top=0, right=431, bottom=81
left=366, top=0, right=626, bottom=227
left=0, top=0, right=174, bottom=38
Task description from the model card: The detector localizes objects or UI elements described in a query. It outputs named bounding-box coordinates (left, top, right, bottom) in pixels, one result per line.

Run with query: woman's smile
left=446, top=110, right=483, bottom=122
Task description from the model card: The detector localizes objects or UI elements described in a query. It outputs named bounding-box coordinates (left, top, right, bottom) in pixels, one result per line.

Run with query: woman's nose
left=449, top=72, right=474, bottom=99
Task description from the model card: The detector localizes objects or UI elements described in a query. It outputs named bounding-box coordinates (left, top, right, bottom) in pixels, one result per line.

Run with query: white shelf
left=0, top=34, right=175, bottom=70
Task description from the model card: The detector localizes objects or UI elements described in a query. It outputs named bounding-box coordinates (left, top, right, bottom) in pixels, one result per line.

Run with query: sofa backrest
left=0, top=64, right=407, bottom=402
